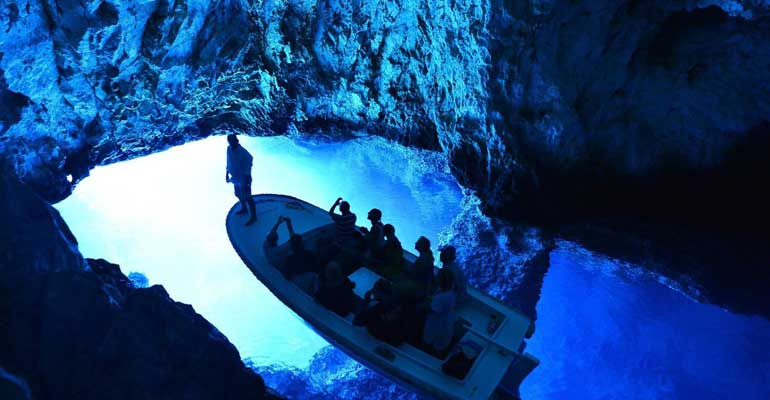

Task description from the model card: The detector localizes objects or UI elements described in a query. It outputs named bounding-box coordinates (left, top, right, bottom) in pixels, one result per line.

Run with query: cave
left=1, top=0, right=769, bottom=399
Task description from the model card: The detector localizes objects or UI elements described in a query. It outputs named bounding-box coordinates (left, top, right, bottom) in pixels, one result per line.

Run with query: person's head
left=439, top=245, right=456, bottom=264
left=437, top=268, right=454, bottom=291
left=325, top=261, right=343, bottom=283
left=289, top=234, right=304, bottom=252
left=415, top=236, right=431, bottom=253
left=339, top=201, right=351, bottom=214
left=227, top=133, right=239, bottom=147
left=383, top=224, right=395, bottom=238
left=372, top=278, right=392, bottom=300
left=367, top=208, right=382, bottom=223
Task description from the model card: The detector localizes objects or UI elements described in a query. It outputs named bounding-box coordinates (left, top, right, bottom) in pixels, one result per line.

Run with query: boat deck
left=226, top=194, right=537, bottom=399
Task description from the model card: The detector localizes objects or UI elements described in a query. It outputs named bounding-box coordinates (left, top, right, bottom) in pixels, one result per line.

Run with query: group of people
left=226, top=133, right=468, bottom=355
left=264, top=196, right=467, bottom=355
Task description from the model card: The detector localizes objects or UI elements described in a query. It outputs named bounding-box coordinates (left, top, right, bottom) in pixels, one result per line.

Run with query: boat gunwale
left=226, top=193, right=535, bottom=399
left=227, top=194, right=459, bottom=399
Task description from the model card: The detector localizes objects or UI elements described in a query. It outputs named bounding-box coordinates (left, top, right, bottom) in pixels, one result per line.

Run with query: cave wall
left=468, top=0, right=770, bottom=234
left=1, top=0, right=769, bottom=315
left=1, top=0, right=768, bottom=235
left=0, top=0, right=489, bottom=201
left=0, top=172, right=268, bottom=399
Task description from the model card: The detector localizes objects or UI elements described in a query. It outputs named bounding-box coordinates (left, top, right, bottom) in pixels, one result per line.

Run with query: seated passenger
left=439, top=245, right=467, bottom=304
left=405, top=236, right=434, bottom=294
left=380, top=224, right=404, bottom=277
left=360, top=208, right=385, bottom=258
left=354, top=279, right=405, bottom=345
left=262, top=217, right=283, bottom=262
left=280, top=217, right=320, bottom=294
left=328, top=197, right=358, bottom=244
left=315, top=261, right=357, bottom=317
left=263, top=216, right=318, bottom=294
left=422, top=268, right=457, bottom=354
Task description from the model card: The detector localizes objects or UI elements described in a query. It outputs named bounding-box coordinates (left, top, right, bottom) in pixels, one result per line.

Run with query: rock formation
left=0, top=1, right=767, bottom=231
left=1, top=0, right=769, bottom=383
left=0, top=173, right=268, bottom=399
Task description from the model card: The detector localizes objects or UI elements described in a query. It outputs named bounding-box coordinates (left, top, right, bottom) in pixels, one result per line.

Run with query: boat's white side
left=226, top=194, right=538, bottom=399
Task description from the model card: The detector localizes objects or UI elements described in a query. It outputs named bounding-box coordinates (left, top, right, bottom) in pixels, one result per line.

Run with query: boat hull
left=226, top=194, right=538, bottom=399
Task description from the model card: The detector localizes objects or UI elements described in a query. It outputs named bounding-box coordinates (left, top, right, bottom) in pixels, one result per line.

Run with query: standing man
left=439, top=245, right=466, bottom=304
left=226, top=133, right=257, bottom=226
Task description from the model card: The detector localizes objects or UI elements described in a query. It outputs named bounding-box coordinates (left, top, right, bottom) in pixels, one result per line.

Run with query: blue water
left=521, top=244, right=770, bottom=400
left=55, top=136, right=770, bottom=399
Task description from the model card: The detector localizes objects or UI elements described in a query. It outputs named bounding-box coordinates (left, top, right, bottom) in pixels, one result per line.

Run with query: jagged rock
left=0, top=173, right=267, bottom=400
left=0, top=0, right=767, bottom=235
left=471, top=2, right=770, bottom=237
left=0, top=173, right=84, bottom=282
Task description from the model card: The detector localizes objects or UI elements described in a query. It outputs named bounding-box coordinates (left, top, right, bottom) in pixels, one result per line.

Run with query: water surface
left=56, top=135, right=770, bottom=399
left=55, top=135, right=462, bottom=371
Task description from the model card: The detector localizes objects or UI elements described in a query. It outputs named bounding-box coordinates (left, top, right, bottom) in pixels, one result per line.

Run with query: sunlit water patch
left=55, top=135, right=462, bottom=375
left=55, top=135, right=770, bottom=399
left=521, top=243, right=770, bottom=400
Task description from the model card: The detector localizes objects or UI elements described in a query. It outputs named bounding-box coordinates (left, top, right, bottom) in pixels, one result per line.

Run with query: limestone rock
left=0, top=173, right=267, bottom=400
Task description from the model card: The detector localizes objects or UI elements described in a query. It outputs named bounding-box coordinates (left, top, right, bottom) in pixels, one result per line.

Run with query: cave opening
left=52, top=135, right=770, bottom=399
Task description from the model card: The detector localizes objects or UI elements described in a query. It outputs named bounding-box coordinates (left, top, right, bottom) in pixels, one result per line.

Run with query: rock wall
left=1, top=0, right=768, bottom=233
left=0, top=173, right=268, bottom=399
left=0, top=0, right=768, bottom=315
left=465, top=1, right=770, bottom=236
left=0, top=0, right=489, bottom=201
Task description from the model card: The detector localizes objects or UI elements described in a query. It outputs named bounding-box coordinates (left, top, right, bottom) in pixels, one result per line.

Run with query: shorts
left=233, top=175, right=252, bottom=199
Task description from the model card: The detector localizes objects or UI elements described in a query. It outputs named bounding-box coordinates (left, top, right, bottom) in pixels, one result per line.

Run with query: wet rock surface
left=0, top=173, right=268, bottom=399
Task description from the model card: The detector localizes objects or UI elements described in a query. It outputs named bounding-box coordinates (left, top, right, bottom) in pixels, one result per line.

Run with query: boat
left=226, top=194, right=539, bottom=399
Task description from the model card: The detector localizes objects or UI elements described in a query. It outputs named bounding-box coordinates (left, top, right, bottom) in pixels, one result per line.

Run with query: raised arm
left=269, top=217, right=283, bottom=234
left=264, top=216, right=284, bottom=247
left=329, top=197, right=342, bottom=216
left=284, top=217, right=296, bottom=236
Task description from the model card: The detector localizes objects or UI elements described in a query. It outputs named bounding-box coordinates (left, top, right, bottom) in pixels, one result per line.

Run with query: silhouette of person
left=329, top=197, right=357, bottom=241
left=440, top=245, right=467, bottom=304
left=315, top=261, right=357, bottom=317
left=407, top=236, right=435, bottom=293
left=360, top=208, right=385, bottom=256
left=381, top=224, right=404, bottom=277
left=226, top=134, right=256, bottom=225
left=282, top=217, right=320, bottom=294
left=423, top=268, right=456, bottom=354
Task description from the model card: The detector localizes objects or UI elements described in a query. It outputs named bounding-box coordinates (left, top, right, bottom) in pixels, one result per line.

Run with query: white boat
left=226, top=194, right=539, bottom=399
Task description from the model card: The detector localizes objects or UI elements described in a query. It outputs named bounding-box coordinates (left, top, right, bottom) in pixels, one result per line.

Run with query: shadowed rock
left=0, top=173, right=268, bottom=400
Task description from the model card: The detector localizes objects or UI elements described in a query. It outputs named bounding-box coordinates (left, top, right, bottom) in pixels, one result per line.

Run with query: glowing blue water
left=520, top=244, right=770, bottom=400
left=54, top=135, right=462, bottom=376
left=55, top=136, right=770, bottom=399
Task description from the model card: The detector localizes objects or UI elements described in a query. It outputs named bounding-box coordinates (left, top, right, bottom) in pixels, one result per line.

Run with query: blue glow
left=521, top=244, right=770, bottom=400
left=54, top=135, right=462, bottom=373
left=55, top=136, right=770, bottom=399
